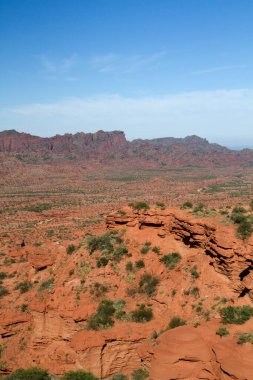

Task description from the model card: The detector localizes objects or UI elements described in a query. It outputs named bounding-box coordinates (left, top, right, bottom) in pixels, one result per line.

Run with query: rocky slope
left=1, top=129, right=253, bottom=168
left=0, top=207, right=253, bottom=379
left=106, top=208, right=253, bottom=300
left=0, top=130, right=127, bottom=159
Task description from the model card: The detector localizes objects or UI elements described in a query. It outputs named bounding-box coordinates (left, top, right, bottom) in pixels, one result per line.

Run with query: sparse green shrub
left=181, top=201, right=193, bottom=209
left=190, top=287, right=200, bottom=298
left=129, top=202, right=150, bottom=211
left=131, top=368, right=149, bottom=380
left=38, top=278, right=54, bottom=292
left=204, top=310, right=210, bottom=321
left=90, top=282, right=108, bottom=297
left=24, top=203, right=52, bottom=213
left=21, top=303, right=28, bottom=312
left=3, top=257, right=15, bottom=266
left=161, top=252, right=181, bottom=269
left=190, top=265, right=200, bottom=279
left=237, top=220, right=253, bottom=240
left=126, top=287, right=137, bottom=297
left=14, top=280, right=32, bottom=294
left=150, top=330, right=158, bottom=339
left=114, top=245, right=129, bottom=261
left=168, top=316, right=186, bottom=329
left=66, top=244, right=76, bottom=255
left=156, top=202, right=165, bottom=210
left=231, top=206, right=247, bottom=215
left=62, top=370, right=98, bottom=380
left=152, top=246, right=160, bottom=254
left=230, top=206, right=247, bottom=225
left=116, top=210, right=127, bottom=215
left=195, top=305, right=202, bottom=314
left=193, top=203, right=205, bottom=213
left=140, top=242, right=151, bottom=254
left=219, top=208, right=228, bottom=215
left=0, top=272, right=7, bottom=280
left=3, top=368, right=50, bottom=380
left=131, top=304, right=153, bottom=323
left=96, top=257, right=108, bottom=268
left=135, top=260, right=145, bottom=269
left=139, top=273, right=159, bottom=296
left=114, top=299, right=127, bottom=320
left=126, top=261, right=133, bottom=271
left=220, top=305, right=253, bottom=324
left=88, top=300, right=115, bottom=330
left=112, top=375, right=128, bottom=380
left=216, top=327, right=229, bottom=337
left=237, top=333, right=253, bottom=345
left=46, top=229, right=54, bottom=238
left=0, top=285, right=8, bottom=298
left=87, top=231, right=121, bottom=255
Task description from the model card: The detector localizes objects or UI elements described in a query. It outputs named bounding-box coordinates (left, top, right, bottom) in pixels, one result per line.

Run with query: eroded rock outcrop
left=150, top=324, right=253, bottom=380
left=1, top=207, right=253, bottom=379
left=106, top=208, right=253, bottom=300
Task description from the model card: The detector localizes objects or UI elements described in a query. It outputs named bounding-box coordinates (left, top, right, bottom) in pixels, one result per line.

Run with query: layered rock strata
left=106, top=208, right=253, bottom=300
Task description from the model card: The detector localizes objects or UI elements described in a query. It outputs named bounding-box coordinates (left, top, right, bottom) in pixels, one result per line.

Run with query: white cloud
left=90, top=51, right=166, bottom=74
left=38, top=54, right=78, bottom=80
left=192, top=64, right=248, bottom=75
left=1, top=89, right=253, bottom=146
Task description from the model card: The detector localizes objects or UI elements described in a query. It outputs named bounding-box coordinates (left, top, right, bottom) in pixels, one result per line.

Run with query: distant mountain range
left=1, top=129, right=253, bottom=168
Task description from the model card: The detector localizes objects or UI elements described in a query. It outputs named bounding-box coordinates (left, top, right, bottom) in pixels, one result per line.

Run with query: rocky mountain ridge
left=1, top=129, right=253, bottom=167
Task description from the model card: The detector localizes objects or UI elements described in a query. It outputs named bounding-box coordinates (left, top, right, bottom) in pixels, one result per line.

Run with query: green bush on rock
left=62, top=370, right=98, bottom=380
left=220, top=305, right=253, bottom=324
left=3, top=368, right=50, bottom=380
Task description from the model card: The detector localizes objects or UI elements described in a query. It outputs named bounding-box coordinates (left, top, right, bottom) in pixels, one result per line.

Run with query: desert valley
left=0, top=130, right=253, bottom=379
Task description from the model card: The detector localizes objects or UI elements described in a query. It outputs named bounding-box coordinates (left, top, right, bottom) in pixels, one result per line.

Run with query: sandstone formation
left=150, top=322, right=253, bottom=380
left=0, top=207, right=253, bottom=379
left=106, top=207, right=253, bottom=300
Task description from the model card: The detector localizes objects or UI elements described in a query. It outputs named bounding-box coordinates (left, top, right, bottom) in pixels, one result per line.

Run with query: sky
left=0, top=0, right=253, bottom=147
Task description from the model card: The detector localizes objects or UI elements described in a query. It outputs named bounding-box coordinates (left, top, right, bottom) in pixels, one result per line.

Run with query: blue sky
left=0, top=0, right=253, bottom=147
